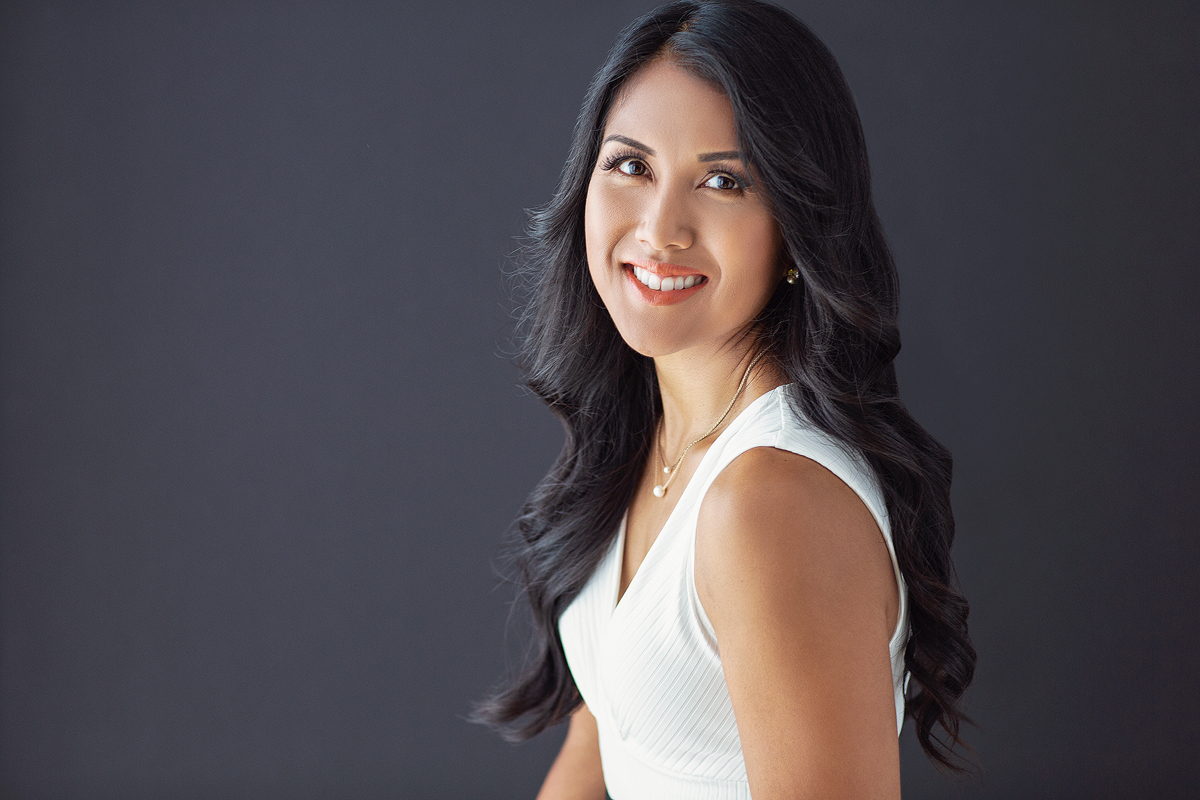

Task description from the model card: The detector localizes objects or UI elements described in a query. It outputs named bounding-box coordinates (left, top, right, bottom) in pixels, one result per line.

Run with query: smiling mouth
left=630, top=265, right=707, bottom=292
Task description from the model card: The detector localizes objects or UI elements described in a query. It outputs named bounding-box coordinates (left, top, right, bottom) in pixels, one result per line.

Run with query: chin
left=610, top=319, right=690, bottom=359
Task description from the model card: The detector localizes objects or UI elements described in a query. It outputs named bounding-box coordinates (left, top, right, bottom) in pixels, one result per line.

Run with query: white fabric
left=558, top=385, right=909, bottom=800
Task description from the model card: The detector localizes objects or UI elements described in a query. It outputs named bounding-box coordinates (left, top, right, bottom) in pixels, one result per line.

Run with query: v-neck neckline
left=609, top=384, right=786, bottom=614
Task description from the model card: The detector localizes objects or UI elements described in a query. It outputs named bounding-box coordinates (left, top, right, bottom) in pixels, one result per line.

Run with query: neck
left=653, top=341, right=784, bottom=458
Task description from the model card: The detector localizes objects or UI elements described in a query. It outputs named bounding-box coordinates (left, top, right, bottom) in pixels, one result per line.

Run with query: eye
left=600, top=149, right=650, bottom=176
left=618, top=158, right=648, bottom=177
left=702, top=172, right=743, bottom=191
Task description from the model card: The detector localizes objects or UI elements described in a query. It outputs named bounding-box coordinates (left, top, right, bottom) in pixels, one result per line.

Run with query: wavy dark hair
left=475, top=0, right=976, bottom=772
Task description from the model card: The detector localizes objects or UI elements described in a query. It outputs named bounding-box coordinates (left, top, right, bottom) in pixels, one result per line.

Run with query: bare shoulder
left=695, top=445, right=897, bottom=637
left=695, top=446, right=903, bottom=796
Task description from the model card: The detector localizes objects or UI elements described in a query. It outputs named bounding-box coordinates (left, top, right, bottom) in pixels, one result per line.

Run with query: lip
left=622, top=261, right=708, bottom=306
left=626, top=259, right=707, bottom=278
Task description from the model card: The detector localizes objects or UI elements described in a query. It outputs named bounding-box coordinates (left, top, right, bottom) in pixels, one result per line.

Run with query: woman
left=476, top=1, right=975, bottom=797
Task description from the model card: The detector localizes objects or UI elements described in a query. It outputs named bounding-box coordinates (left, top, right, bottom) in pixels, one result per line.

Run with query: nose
left=637, top=183, right=694, bottom=252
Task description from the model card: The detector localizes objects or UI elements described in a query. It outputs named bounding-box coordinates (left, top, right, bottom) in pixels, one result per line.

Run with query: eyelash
left=599, top=148, right=647, bottom=174
left=599, top=149, right=750, bottom=192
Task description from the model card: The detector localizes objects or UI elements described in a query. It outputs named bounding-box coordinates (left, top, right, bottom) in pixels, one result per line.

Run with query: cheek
left=584, top=181, right=623, bottom=283
left=741, top=216, right=782, bottom=295
left=584, top=185, right=605, bottom=277
left=711, top=209, right=781, bottom=307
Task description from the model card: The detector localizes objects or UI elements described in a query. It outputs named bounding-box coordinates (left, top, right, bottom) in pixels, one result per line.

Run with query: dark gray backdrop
left=2, top=1, right=1197, bottom=798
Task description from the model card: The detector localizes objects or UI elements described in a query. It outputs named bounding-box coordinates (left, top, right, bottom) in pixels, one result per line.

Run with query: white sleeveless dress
left=558, top=384, right=909, bottom=800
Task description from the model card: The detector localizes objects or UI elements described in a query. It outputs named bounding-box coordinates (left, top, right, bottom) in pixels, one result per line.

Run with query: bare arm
left=536, top=703, right=607, bottom=800
left=696, top=447, right=902, bottom=800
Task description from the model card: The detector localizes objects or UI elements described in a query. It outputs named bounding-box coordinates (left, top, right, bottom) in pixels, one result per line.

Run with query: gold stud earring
left=785, top=267, right=800, bottom=285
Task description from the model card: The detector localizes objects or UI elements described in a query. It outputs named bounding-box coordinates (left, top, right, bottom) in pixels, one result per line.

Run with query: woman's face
left=585, top=59, right=782, bottom=360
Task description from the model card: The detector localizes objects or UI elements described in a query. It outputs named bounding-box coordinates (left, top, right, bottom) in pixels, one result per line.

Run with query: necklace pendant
left=652, top=485, right=666, bottom=498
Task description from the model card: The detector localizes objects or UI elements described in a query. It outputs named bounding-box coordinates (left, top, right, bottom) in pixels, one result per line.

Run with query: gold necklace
left=652, top=349, right=768, bottom=498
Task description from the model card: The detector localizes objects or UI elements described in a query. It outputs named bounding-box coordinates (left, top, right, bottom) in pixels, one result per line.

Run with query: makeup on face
left=583, top=59, right=782, bottom=358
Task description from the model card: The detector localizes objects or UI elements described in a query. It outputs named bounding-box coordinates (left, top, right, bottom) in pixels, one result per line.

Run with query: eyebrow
left=602, top=135, right=745, bottom=164
left=698, top=150, right=744, bottom=163
left=603, top=134, right=655, bottom=155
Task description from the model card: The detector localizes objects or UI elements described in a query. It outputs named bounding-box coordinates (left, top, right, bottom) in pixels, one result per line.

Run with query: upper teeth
left=633, top=266, right=703, bottom=291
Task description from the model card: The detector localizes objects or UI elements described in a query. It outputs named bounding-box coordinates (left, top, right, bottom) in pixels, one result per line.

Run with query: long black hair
left=475, top=0, right=976, bottom=772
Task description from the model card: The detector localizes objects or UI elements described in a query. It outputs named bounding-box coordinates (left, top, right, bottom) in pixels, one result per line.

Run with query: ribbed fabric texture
left=558, top=385, right=909, bottom=800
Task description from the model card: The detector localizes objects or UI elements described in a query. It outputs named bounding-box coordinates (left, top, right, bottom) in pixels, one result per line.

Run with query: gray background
left=2, top=1, right=1197, bottom=797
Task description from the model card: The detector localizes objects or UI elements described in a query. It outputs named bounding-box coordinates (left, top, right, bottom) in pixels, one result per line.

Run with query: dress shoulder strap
left=691, top=385, right=907, bottom=651
left=701, top=387, right=890, bottom=537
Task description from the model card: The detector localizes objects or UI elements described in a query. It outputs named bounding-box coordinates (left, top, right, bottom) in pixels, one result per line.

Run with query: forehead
left=604, top=59, right=737, bottom=150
